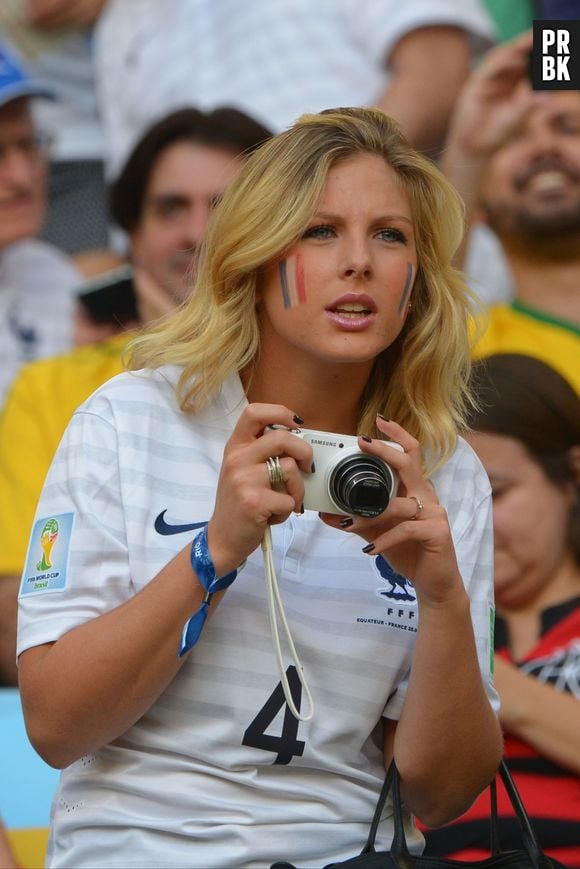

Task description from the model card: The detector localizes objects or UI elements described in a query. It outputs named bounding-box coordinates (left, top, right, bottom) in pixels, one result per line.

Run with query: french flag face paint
left=278, top=254, right=307, bottom=309
left=397, top=261, right=415, bottom=316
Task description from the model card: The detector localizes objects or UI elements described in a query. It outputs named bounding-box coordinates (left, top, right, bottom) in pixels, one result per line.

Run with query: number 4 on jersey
left=242, top=665, right=306, bottom=765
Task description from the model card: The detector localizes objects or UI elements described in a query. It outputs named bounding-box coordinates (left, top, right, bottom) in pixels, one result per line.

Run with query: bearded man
left=442, top=30, right=579, bottom=393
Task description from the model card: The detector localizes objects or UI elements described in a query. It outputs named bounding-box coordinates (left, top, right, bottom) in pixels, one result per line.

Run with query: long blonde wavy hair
left=128, top=107, right=478, bottom=471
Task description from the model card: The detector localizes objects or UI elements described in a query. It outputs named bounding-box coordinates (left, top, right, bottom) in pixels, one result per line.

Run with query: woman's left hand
left=319, top=415, right=463, bottom=605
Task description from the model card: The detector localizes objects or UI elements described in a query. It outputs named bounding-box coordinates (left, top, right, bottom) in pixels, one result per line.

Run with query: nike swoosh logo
left=154, top=510, right=207, bottom=536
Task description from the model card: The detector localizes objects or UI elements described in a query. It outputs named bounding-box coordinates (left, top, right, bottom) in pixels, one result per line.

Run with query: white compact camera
left=267, top=426, right=403, bottom=518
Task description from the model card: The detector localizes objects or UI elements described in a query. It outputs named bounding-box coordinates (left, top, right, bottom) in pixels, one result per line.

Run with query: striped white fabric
left=18, top=367, right=498, bottom=869
left=95, top=0, right=495, bottom=177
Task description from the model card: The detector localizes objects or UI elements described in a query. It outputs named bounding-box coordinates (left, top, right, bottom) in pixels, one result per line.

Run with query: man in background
left=0, top=39, right=80, bottom=405
left=0, top=0, right=109, bottom=254
left=442, top=31, right=579, bottom=392
left=0, top=106, right=270, bottom=685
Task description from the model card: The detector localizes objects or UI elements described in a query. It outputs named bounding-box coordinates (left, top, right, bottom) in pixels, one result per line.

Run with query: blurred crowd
left=0, top=1, right=578, bottom=867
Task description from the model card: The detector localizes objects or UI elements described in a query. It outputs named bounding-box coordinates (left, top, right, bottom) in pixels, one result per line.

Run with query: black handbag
left=271, top=760, right=568, bottom=869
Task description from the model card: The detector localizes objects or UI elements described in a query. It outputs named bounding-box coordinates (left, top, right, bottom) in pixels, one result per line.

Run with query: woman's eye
left=156, top=203, right=181, bottom=218
left=303, top=225, right=334, bottom=239
left=377, top=228, right=407, bottom=243
left=558, top=118, right=580, bottom=135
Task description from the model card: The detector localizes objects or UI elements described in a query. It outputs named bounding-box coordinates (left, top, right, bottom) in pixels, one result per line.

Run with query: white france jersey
left=18, top=367, right=498, bottom=869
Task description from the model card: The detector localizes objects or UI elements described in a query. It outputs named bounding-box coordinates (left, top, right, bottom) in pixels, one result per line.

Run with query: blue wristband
left=178, top=525, right=239, bottom=657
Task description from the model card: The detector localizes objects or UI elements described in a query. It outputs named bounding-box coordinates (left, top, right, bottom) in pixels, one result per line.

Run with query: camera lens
left=329, top=454, right=394, bottom=517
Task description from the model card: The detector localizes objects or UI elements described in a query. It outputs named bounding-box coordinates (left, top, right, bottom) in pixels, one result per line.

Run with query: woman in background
left=424, top=353, right=580, bottom=868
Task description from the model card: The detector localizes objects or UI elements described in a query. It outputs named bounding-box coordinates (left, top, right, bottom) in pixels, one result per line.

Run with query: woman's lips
left=324, top=293, right=377, bottom=329
left=324, top=308, right=377, bottom=330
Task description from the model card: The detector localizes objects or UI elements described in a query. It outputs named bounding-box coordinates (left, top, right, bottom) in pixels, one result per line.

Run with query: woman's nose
left=341, top=238, right=372, bottom=279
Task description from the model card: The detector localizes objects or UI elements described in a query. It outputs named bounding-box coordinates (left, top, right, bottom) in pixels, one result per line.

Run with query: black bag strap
left=486, top=763, right=547, bottom=864
left=359, top=760, right=396, bottom=854
left=489, top=774, right=500, bottom=856
left=360, top=759, right=547, bottom=867
left=494, top=760, right=546, bottom=865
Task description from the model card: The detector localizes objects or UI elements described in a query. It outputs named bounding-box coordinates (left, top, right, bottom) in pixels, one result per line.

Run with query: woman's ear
left=255, top=268, right=266, bottom=304
left=568, top=445, right=580, bottom=486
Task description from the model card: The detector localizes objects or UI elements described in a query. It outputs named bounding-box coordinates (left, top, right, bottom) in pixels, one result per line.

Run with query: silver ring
left=410, top=495, right=424, bottom=520
left=266, top=456, right=285, bottom=488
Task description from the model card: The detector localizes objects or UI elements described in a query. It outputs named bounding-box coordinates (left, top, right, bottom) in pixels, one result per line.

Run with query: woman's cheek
left=278, top=253, right=308, bottom=309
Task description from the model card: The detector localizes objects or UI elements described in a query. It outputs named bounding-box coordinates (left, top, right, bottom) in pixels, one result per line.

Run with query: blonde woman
left=17, top=108, right=502, bottom=869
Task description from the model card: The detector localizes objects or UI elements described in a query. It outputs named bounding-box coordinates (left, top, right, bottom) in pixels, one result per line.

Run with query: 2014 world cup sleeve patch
left=19, top=512, right=75, bottom=597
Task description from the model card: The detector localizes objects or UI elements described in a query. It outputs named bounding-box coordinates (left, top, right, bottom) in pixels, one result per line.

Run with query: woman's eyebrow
left=311, top=210, right=413, bottom=225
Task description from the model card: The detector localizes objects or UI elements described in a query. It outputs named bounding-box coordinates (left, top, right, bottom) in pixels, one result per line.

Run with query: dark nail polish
left=311, top=462, right=316, bottom=474
left=361, top=435, right=372, bottom=443
left=362, top=543, right=375, bottom=554
left=377, top=413, right=389, bottom=421
left=339, top=517, right=353, bottom=528
left=293, top=414, right=305, bottom=425
left=300, top=503, right=305, bottom=514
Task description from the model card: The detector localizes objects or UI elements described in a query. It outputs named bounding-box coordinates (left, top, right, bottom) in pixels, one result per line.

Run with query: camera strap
left=261, top=526, right=314, bottom=721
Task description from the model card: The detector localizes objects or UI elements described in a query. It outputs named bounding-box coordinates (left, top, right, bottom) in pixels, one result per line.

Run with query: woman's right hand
left=206, top=404, right=314, bottom=576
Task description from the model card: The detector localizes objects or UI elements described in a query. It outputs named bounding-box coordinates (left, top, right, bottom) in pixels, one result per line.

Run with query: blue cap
left=0, top=41, right=54, bottom=109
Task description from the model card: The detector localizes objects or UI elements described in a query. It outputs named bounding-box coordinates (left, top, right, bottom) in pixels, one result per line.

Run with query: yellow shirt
left=473, top=302, right=580, bottom=394
left=0, top=335, right=129, bottom=575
